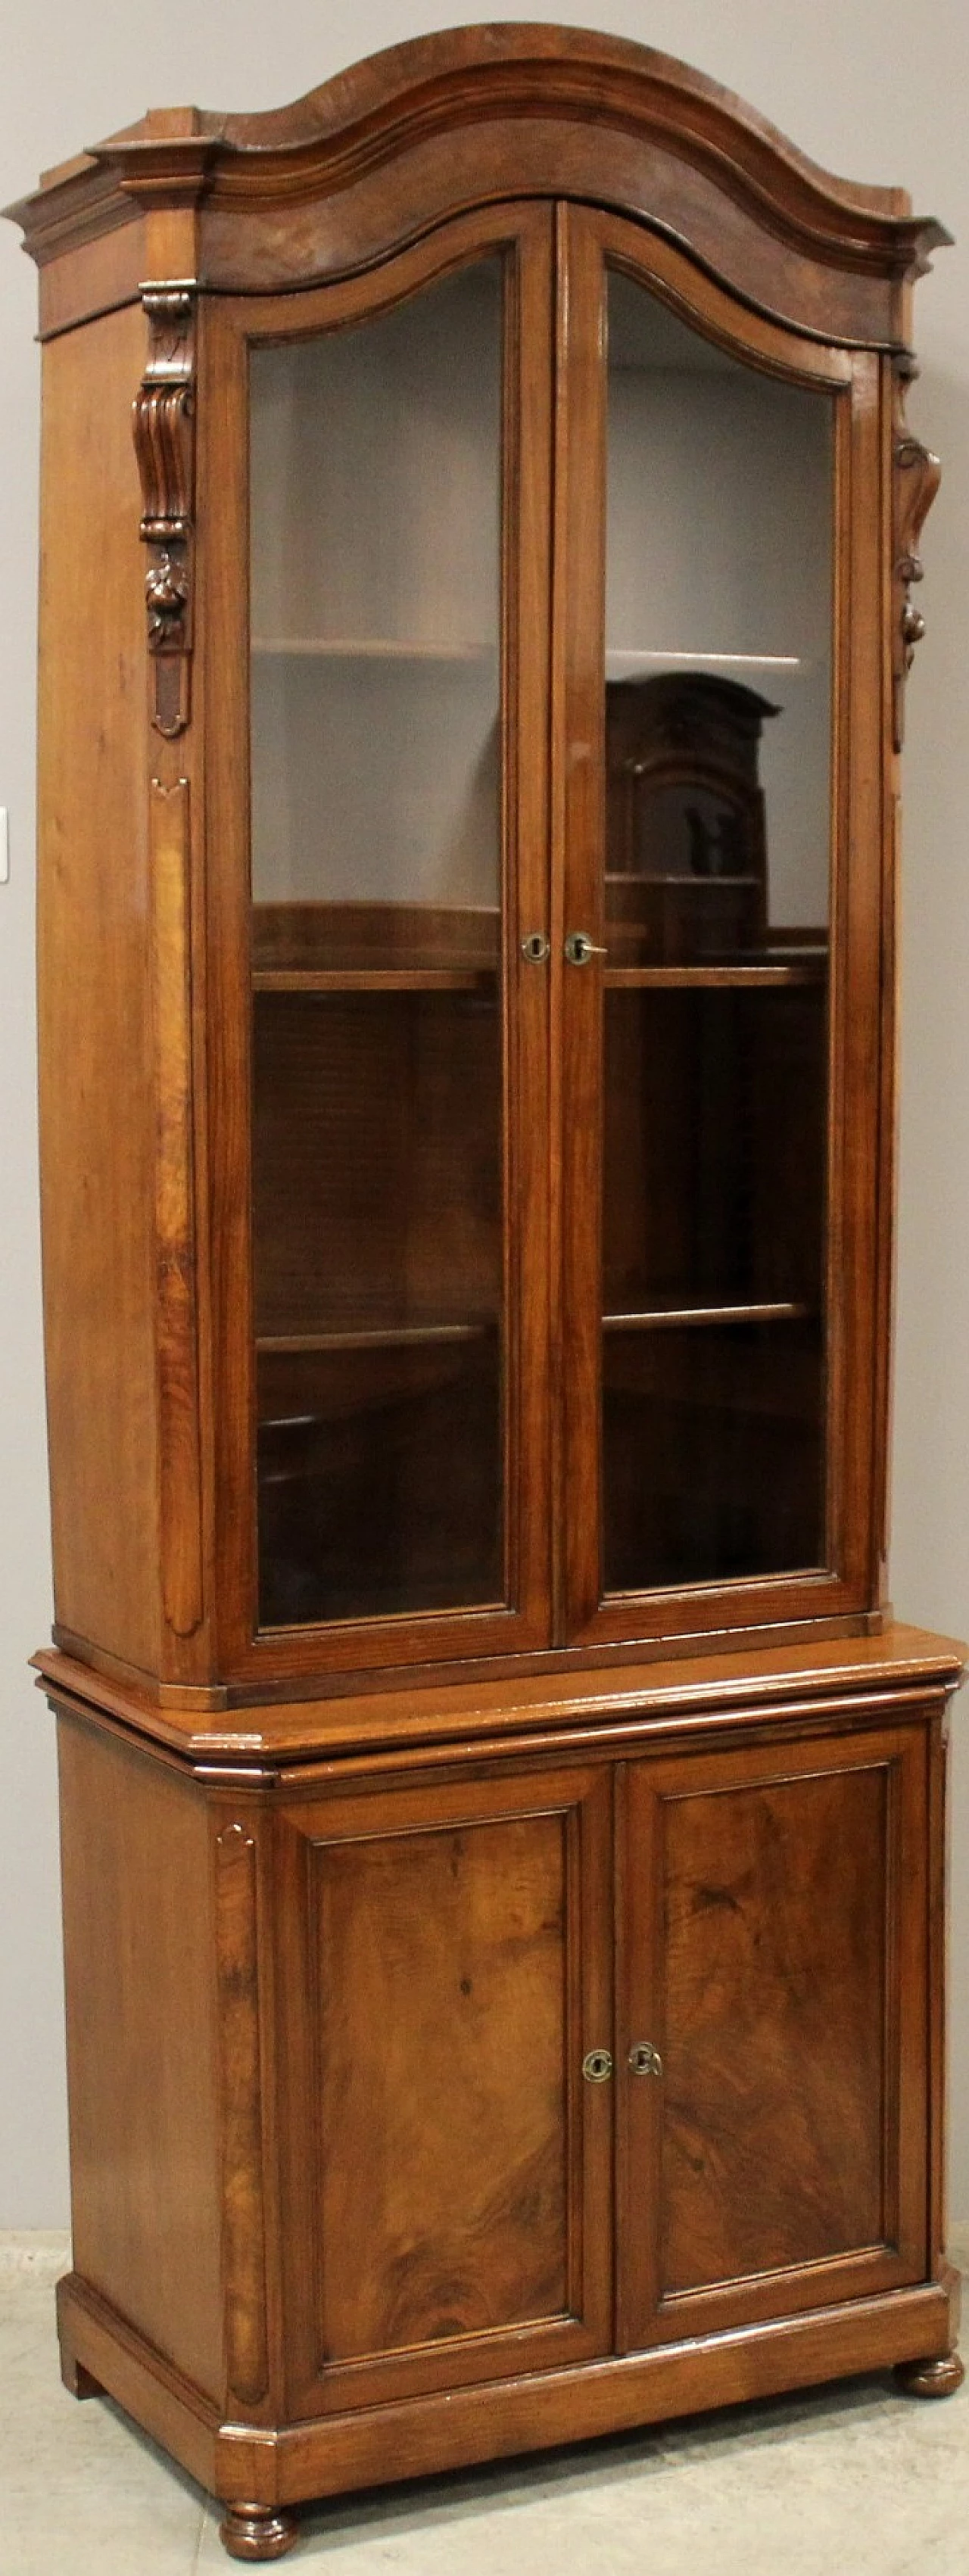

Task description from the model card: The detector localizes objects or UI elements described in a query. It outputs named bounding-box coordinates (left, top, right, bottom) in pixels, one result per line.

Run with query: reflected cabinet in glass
left=600, top=269, right=833, bottom=1598
left=248, top=260, right=506, bottom=1628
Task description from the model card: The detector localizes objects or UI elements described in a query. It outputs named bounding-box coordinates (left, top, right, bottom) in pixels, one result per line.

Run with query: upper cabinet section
left=10, top=32, right=948, bottom=1702
left=8, top=24, right=948, bottom=348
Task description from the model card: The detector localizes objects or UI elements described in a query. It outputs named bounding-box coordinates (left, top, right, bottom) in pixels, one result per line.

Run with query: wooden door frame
left=553, top=204, right=884, bottom=1652
left=200, top=203, right=556, bottom=1687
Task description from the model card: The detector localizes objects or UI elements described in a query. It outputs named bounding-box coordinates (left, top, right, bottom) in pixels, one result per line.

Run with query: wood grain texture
left=216, top=1821, right=270, bottom=2409
left=34, top=1620, right=965, bottom=1768
left=14, top=40, right=961, bottom=2558
left=57, top=1712, right=223, bottom=2398
left=36, top=301, right=161, bottom=1679
left=55, top=2258, right=958, bottom=2513
left=8, top=28, right=949, bottom=350
left=274, top=1765, right=613, bottom=2413
left=620, top=1724, right=928, bottom=2349
left=150, top=777, right=204, bottom=1637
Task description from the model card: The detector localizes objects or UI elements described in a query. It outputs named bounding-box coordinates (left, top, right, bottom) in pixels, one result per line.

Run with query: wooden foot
left=894, top=2351, right=965, bottom=2399
left=60, top=2344, right=101, bottom=2400
left=220, top=2504, right=299, bottom=2562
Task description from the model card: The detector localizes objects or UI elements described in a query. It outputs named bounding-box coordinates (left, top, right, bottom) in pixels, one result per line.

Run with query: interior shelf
left=603, top=962, right=826, bottom=988
left=253, top=967, right=496, bottom=994
left=257, top=1321, right=491, bottom=1355
left=251, top=636, right=495, bottom=662
left=603, top=1300, right=812, bottom=1332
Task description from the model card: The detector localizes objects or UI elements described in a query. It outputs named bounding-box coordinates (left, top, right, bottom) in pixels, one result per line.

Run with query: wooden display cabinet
left=6, top=23, right=964, bottom=2560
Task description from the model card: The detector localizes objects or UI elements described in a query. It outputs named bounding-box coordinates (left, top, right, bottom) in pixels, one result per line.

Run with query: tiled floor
left=5, top=2235, right=969, bottom=2574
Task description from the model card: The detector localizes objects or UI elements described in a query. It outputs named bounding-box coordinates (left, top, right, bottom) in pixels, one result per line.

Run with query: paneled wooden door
left=616, top=1724, right=930, bottom=2353
left=274, top=1763, right=614, bottom=2415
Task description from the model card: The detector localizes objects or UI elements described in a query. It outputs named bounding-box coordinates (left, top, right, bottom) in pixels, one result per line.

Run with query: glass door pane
left=248, top=261, right=505, bottom=1628
left=602, top=270, right=833, bottom=1594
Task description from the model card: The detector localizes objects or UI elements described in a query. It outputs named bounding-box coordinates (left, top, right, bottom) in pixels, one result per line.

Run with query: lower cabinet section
left=51, top=1668, right=961, bottom=2555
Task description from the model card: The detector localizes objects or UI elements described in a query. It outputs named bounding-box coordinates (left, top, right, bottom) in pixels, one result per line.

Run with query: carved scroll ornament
left=893, top=376, right=942, bottom=754
left=132, top=284, right=196, bottom=739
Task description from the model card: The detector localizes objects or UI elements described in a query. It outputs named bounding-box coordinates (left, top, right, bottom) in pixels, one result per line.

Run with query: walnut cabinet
left=7, top=23, right=964, bottom=2561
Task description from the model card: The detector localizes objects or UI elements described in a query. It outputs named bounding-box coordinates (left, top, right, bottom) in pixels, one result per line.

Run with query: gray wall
left=1, top=0, right=967, bottom=2226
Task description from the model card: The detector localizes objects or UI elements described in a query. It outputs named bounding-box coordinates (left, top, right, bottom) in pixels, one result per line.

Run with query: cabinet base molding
left=57, top=2269, right=961, bottom=2524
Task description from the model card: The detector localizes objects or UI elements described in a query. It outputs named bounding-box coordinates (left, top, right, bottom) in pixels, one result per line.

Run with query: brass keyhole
left=582, top=2048, right=613, bottom=2084
left=628, top=2041, right=663, bottom=2079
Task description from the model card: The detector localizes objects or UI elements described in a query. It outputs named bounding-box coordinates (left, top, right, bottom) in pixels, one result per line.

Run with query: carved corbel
left=893, top=372, right=941, bottom=754
left=132, top=283, right=196, bottom=740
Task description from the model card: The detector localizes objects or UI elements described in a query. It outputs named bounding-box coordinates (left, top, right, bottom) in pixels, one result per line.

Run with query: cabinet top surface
left=5, top=23, right=947, bottom=350
left=35, top=1624, right=967, bottom=1776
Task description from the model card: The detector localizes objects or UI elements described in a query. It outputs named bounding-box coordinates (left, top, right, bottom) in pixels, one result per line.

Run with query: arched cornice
left=6, top=23, right=949, bottom=348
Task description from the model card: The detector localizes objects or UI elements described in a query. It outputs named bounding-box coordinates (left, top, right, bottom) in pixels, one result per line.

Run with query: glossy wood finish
left=36, top=303, right=162, bottom=1682
left=220, top=2506, right=298, bottom=2564
left=33, top=1618, right=964, bottom=1767
left=276, top=1766, right=612, bottom=2412
left=8, top=27, right=947, bottom=348
left=50, top=1659, right=963, bottom=2546
left=10, top=26, right=962, bottom=2566
left=204, top=203, right=555, bottom=1686
left=57, top=1714, right=223, bottom=2399
left=619, top=1726, right=928, bottom=2351
left=10, top=41, right=949, bottom=1704
left=895, top=2352, right=966, bottom=2397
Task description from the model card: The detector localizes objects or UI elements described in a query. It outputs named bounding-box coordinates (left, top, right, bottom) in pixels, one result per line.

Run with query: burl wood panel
left=319, top=1818, right=567, bottom=2349
left=664, top=1765, right=886, bottom=2275
left=276, top=1767, right=613, bottom=2412
left=57, top=1712, right=223, bottom=2398
left=621, top=1724, right=929, bottom=2350
left=37, top=302, right=160, bottom=1676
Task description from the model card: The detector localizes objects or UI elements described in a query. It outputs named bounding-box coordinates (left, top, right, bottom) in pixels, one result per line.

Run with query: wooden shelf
left=251, top=637, right=494, bottom=663
left=253, top=967, right=496, bottom=994
left=604, top=963, right=826, bottom=989
left=603, top=1300, right=812, bottom=1332
left=257, top=1322, right=491, bottom=1355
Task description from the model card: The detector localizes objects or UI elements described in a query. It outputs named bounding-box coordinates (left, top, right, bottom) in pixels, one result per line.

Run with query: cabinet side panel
left=58, top=1713, right=223, bottom=2400
left=38, top=304, right=160, bottom=1673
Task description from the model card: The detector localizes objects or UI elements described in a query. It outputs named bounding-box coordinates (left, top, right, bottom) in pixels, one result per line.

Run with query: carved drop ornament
left=132, top=283, right=197, bottom=739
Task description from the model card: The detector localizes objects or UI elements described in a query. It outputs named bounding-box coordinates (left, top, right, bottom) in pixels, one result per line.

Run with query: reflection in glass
left=602, top=269, right=833, bottom=1593
left=248, top=261, right=505, bottom=1627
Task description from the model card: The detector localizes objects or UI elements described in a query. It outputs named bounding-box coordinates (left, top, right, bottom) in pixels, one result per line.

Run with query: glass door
left=556, top=208, right=865, bottom=1649
left=208, top=212, right=555, bottom=1676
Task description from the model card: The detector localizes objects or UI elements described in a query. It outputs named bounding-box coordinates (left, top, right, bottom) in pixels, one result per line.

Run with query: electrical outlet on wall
left=0, top=811, right=8, bottom=883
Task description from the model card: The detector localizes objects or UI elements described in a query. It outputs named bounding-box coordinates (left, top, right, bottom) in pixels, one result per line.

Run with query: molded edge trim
left=6, top=26, right=948, bottom=290
left=56, top=2260, right=960, bottom=2512
left=33, top=1624, right=966, bottom=1774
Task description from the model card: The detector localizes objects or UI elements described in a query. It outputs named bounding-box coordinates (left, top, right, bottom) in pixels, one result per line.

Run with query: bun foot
left=220, top=2504, right=298, bottom=2561
left=894, top=2351, right=965, bottom=2399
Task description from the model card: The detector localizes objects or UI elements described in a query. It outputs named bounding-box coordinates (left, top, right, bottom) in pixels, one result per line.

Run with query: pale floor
left=4, top=2235, right=969, bottom=2576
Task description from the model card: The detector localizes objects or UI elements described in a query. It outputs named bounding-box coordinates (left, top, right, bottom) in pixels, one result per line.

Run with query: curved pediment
left=7, top=23, right=948, bottom=347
